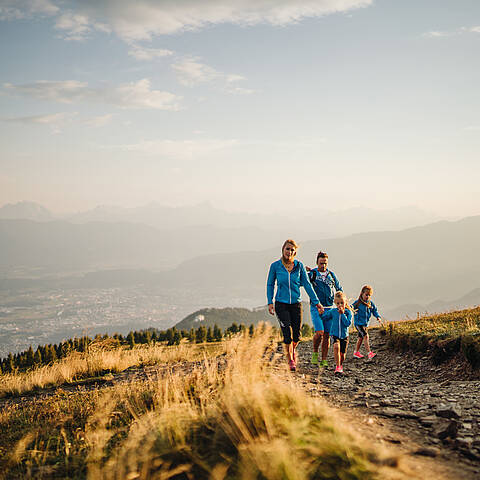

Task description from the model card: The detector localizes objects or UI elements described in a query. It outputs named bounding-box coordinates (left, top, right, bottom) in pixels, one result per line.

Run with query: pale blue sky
left=0, top=0, right=479, bottom=215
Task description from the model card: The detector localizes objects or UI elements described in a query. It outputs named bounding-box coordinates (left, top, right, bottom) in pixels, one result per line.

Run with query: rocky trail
left=286, top=328, right=480, bottom=478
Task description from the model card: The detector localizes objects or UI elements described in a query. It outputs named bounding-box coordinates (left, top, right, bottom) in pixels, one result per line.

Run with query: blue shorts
left=310, top=306, right=333, bottom=334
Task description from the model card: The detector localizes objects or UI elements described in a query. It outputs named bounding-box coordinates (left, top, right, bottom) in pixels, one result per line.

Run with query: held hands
left=316, top=304, right=325, bottom=315
left=268, top=304, right=275, bottom=315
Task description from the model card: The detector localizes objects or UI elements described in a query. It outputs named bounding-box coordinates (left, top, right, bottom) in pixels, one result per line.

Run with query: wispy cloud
left=2, top=111, right=77, bottom=134
left=3, top=79, right=183, bottom=110
left=172, top=57, right=254, bottom=94
left=3, top=112, right=75, bottom=124
left=0, top=0, right=58, bottom=20
left=54, top=11, right=110, bottom=41
left=423, top=26, right=480, bottom=38
left=128, top=44, right=174, bottom=61
left=1, top=0, right=372, bottom=41
left=84, top=113, right=113, bottom=127
left=120, top=138, right=239, bottom=159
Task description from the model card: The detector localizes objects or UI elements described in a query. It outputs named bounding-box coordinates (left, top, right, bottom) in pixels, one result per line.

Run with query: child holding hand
left=321, top=291, right=352, bottom=374
left=352, top=285, right=382, bottom=360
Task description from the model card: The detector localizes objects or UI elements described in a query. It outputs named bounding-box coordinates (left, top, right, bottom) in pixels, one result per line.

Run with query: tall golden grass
left=0, top=341, right=226, bottom=398
left=2, top=328, right=399, bottom=479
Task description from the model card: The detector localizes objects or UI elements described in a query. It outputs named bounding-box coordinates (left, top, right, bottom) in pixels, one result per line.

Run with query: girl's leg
left=340, top=339, right=348, bottom=365
left=333, top=341, right=340, bottom=367
left=364, top=333, right=371, bottom=353
left=355, top=336, right=363, bottom=352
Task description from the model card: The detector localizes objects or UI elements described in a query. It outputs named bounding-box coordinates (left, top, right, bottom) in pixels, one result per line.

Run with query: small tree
left=26, top=346, right=35, bottom=367
left=213, top=324, right=223, bottom=342
left=167, top=328, right=181, bottom=346
left=173, top=330, right=182, bottom=345
left=33, top=348, right=42, bottom=366
left=196, top=326, right=207, bottom=343
left=127, top=332, right=135, bottom=349
left=248, top=324, right=255, bottom=337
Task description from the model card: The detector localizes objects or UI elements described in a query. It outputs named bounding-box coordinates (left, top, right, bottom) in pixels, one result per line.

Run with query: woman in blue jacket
left=267, top=239, right=324, bottom=371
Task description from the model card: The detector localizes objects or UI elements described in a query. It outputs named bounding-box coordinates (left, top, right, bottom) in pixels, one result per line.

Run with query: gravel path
left=285, top=328, right=480, bottom=478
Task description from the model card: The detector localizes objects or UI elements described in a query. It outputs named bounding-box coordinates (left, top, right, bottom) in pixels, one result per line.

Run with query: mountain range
left=1, top=201, right=478, bottom=316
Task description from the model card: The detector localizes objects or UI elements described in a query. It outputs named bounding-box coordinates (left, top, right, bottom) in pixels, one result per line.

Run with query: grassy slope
left=0, top=328, right=398, bottom=480
left=384, top=306, right=480, bottom=367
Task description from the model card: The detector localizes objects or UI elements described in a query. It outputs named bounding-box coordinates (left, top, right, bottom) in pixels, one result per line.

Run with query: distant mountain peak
left=0, top=201, right=53, bottom=221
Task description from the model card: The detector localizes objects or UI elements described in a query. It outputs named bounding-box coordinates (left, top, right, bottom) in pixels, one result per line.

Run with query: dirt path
left=286, top=328, right=480, bottom=479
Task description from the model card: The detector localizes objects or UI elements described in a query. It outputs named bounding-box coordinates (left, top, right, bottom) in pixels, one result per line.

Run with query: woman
left=266, top=239, right=324, bottom=371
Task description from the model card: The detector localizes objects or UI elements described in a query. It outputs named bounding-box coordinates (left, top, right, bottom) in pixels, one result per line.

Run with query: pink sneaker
left=289, top=360, right=296, bottom=372
left=334, top=365, right=342, bottom=373
left=367, top=351, right=377, bottom=359
left=353, top=351, right=364, bottom=359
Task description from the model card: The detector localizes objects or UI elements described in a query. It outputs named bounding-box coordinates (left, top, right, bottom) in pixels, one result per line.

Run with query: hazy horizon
left=1, top=0, right=480, bottom=217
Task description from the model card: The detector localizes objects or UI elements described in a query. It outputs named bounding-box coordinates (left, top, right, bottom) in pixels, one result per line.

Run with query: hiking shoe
left=289, top=360, right=296, bottom=372
left=367, top=351, right=377, bottom=359
left=319, top=360, right=328, bottom=367
left=311, top=352, right=319, bottom=365
left=353, top=351, right=364, bottom=359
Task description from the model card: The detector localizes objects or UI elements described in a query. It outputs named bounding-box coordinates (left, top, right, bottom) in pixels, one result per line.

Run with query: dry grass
left=0, top=341, right=226, bottom=398
left=0, top=327, right=397, bottom=480
left=383, top=306, right=480, bottom=367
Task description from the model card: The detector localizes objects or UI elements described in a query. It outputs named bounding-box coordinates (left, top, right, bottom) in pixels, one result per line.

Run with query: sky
left=0, top=0, right=479, bottom=216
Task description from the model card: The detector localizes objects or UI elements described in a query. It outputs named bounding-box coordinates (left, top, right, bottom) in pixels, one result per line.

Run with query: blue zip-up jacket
left=322, top=308, right=352, bottom=339
left=307, top=268, right=342, bottom=307
left=266, top=259, right=320, bottom=305
left=353, top=300, right=381, bottom=326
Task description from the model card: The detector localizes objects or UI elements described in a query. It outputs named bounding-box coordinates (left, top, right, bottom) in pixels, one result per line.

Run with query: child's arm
left=371, top=301, right=381, bottom=319
left=342, top=309, right=352, bottom=327
left=371, top=302, right=386, bottom=327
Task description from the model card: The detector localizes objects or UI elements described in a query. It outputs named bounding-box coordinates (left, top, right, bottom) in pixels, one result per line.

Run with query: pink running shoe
left=334, top=365, right=342, bottom=373
left=339, top=365, right=344, bottom=373
left=367, top=351, right=377, bottom=359
left=289, top=360, right=296, bottom=372
left=353, top=351, right=364, bottom=359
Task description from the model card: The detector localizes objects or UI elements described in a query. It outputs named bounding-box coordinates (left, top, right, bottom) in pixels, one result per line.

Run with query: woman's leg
left=355, top=336, right=363, bottom=352
left=275, top=302, right=293, bottom=361
left=290, top=303, right=302, bottom=363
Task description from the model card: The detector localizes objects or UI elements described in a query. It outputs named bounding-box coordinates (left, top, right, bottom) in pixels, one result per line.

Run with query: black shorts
left=355, top=325, right=368, bottom=338
left=331, top=336, right=348, bottom=354
left=275, top=301, right=302, bottom=344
